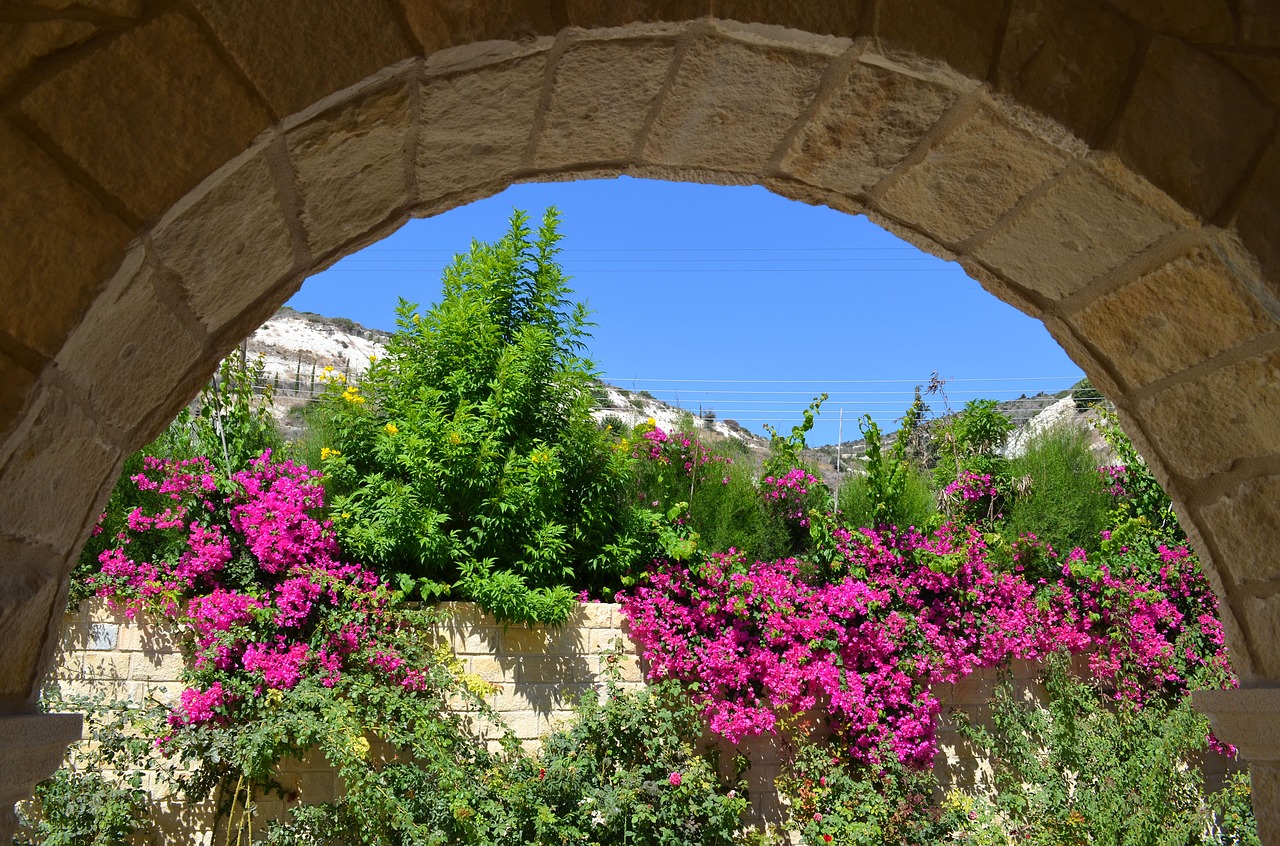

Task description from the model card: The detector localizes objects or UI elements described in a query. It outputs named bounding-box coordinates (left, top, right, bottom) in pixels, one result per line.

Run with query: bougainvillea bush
left=88, top=450, right=519, bottom=844
left=618, top=410, right=1249, bottom=842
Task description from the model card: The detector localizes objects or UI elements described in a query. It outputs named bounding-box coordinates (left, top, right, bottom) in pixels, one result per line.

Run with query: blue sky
left=288, top=177, right=1084, bottom=445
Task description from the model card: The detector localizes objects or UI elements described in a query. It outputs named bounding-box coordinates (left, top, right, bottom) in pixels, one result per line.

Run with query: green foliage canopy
left=320, top=209, right=645, bottom=624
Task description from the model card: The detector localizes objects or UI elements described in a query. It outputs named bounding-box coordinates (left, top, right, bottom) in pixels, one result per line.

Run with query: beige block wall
left=43, top=600, right=1235, bottom=840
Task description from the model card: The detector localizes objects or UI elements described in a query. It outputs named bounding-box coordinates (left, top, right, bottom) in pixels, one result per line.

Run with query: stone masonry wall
left=45, top=599, right=1232, bottom=841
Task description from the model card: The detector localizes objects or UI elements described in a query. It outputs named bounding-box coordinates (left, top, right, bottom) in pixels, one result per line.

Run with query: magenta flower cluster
left=761, top=468, right=822, bottom=526
left=635, top=426, right=732, bottom=476
left=620, top=522, right=1234, bottom=769
left=92, top=451, right=426, bottom=729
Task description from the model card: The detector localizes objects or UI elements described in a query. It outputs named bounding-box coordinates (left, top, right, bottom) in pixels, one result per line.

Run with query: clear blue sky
left=288, top=177, right=1084, bottom=446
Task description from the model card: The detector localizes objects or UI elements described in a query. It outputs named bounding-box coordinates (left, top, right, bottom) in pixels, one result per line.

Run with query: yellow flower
left=448, top=432, right=461, bottom=445
left=369, top=354, right=378, bottom=363
left=385, top=423, right=399, bottom=436
left=320, top=447, right=340, bottom=461
left=647, top=417, right=656, bottom=427
left=341, top=512, right=351, bottom=519
left=531, top=449, right=551, bottom=464
left=323, top=365, right=334, bottom=373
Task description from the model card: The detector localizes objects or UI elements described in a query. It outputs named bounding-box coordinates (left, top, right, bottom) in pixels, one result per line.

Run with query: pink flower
left=668, top=772, right=682, bottom=786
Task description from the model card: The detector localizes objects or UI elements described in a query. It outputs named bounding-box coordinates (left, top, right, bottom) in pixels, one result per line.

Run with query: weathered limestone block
left=875, top=0, right=1004, bottom=80
left=878, top=106, right=1071, bottom=245
left=288, top=80, right=415, bottom=254
left=21, top=12, right=271, bottom=220
left=1202, top=476, right=1280, bottom=586
left=0, top=123, right=132, bottom=360
left=54, top=250, right=205, bottom=432
left=0, top=389, right=120, bottom=552
left=1111, top=37, right=1274, bottom=219
left=1106, top=0, right=1235, bottom=43
left=1073, top=244, right=1277, bottom=388
left=1194, top=686, right=1280, bottom=842
left=151, top=144, right=299, bottom=335
left=398, top=0, right=559, bottom=53
left=1236, top=595, right=1280, bottom=680
left=0, top=354, right=38, bottom=441
left=781, top=56, right=961, bottom=198
left=1135, top=348, right=1280, bottom=480
left=417, top=53, right=547, bottom=201
left=0, top=713, right=83, bottom=844
left=192, top=0, right=412, bottom=118
left=0, top=545, right=66, bottom=706
left=535, top=37, right=678, bottom=169
left=1235, top=140, right=1280, bottom=292
left=975, top=156, right=1189, bottom=300
left=997, top=0, right=1140, bottom=145
left=0, top=20, right=98, bottom=90
left=643, top=35, right=829, bottom=173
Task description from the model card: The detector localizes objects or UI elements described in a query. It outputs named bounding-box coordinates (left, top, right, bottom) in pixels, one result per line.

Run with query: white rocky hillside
left=242, top=310, right=765, bottom=447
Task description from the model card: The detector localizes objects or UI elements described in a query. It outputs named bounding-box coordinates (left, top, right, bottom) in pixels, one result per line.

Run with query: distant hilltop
left=245, top=308, right=1103, bottom=474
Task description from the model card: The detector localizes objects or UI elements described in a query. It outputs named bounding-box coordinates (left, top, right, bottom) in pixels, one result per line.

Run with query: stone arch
left=2, top=1, right=1280, bottom=837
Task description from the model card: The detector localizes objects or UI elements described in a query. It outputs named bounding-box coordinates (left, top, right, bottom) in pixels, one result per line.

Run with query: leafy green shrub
left=319, top=209, right=646, bottom=624
left=689, top=457, right=791, bottom=561
left=1005, top=424, right=1112, bottom=555
left=17, top=691, right=172, bottom=846
left=951, top=654, right=1255, bottom=846
left=837, top=465, right=937, bottom=532
left=515, top=665, right=748, bottom=845
left=776, top=741, right=953, bottom=846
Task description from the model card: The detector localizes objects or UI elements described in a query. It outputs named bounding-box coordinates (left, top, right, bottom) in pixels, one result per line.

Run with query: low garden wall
left=47, top=599, right=1231, bottom=842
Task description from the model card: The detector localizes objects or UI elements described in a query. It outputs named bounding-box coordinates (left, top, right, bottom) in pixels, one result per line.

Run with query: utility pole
left=837, top=408, right=843, bottom=474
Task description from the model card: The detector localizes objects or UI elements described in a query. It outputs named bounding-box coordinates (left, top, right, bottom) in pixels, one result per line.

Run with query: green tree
left=320, top=209, right=645, bottom=624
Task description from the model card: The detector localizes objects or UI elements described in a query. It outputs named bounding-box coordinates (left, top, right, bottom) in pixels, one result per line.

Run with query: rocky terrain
left=243, top=309, right=1103, bottom=475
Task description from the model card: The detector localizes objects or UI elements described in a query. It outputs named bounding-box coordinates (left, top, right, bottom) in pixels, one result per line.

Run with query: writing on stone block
left=88, top=622, right=119, bottom=651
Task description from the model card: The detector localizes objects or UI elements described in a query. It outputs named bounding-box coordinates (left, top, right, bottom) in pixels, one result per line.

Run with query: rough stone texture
left=0, top=712, right=82, bottom=845
left=560, top=1, right=707, bottom=28
left=535, top=38, right=677, bottom=169
left=151, top=146, right=297, bottom=335
left=288, top=83, right=413, bottom=254
left=398, top=0, right=559, bottom=53
left=997, top=0, right=1140, bottom=146
left=875, top=0, right=1005, bottom=80
left=0, top=355, right=37, bottom=441
left=1236, top=140, right=1280, bottom=291
left=1136, top=349, right=1280, bottom=480
left=55, top=252, right=204, bottom=431
left=192, top=0, right=412, bottom=119
left=1238, top=595, right=1280, bottom=678
left=0, top=544, right=64, bottom=705
left=1073, top=245, right=1276, bottom=388
left=1255, top=762, right=1280, bottom=846
left=975, top=157, right=1186, bottom=300
left=1112, top=37, right=1275, bottom=220
left=22, top=0, right=141, bottom=15
left=417, top=54, right=546, bottom=202
left=21, top=12, right=271, bottom=220
left=0, top=20, right=98, bottom=90
left=878, top=106, right=1071, bottom=245
left=1203, top=476, right=1280, bottom=586
left=0, top=390, right=119, bottom=552
left=1241, top=1, right=1280, bottom=48
left=1105, top=0, right=1235, bottom=43
left=781, top=58, right=960, bottom=198
left=0, top=122, right=132, bottom=359
left=643, top=36, right=828, bottom=173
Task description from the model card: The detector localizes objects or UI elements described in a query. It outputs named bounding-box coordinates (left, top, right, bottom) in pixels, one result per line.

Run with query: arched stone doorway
left=2, top=2, right=1278, bottom=838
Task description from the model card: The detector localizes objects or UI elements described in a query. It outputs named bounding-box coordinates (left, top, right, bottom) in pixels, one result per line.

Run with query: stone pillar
left=0, top=712, right=83, bottom=841
left=1194, top=688, right=1280, bottom=845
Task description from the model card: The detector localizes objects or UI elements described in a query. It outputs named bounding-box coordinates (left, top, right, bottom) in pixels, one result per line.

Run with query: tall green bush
left=319, top=209, right=645, bottom=624
left=1005, top=424, right=1111, bottom=555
